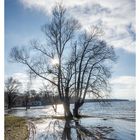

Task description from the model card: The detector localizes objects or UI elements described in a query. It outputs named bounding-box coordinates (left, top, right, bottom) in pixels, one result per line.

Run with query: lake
left=7, top=101, right=135, bottom=140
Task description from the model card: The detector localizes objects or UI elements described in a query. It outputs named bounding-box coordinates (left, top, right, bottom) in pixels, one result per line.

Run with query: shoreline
left=5, top=114, right=135, bottom=140
left=5, top=115, right=29, bottom=140
left=5, top=101, right=135, bottom=140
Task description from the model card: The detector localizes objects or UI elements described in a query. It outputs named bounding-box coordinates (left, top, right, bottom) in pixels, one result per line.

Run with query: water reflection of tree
left=73, top=120, right=114, bottom=140
left=33, top=119, right=114, bottom=140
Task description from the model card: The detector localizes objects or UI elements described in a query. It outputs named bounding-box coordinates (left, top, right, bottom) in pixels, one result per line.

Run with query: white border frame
left=1, top=0, right=138, bottom=139
left=0, top=0, right=4, bottom=139
left=136, top=0, right=139, bottom=139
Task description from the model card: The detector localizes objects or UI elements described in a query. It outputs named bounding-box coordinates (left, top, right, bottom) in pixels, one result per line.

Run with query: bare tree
left=10, top=4, right=80, bottom=117
left=70, top=28, right=117, bottom=117
left=5, top=77, right=21, bottom=109
left=25, top=73, right=33, bottom=110
left=10, top=4, right=116, bottom=117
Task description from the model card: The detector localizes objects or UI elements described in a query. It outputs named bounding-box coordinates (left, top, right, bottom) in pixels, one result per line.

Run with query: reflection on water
left=7, top=101, right=135, bottom=140
left=28, top=118, right=114, bottom=140
left=7, top=101, right=135, bottom=121
left=7, top=104, right=65, bottom=118
left=80, top=101, right=135, bottom=121
left=28, top=117, right=135, bottom=140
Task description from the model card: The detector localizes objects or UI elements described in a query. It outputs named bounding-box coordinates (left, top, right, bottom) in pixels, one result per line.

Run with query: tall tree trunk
left=63, top=88, right=73, bottom=118
left=63, top=99, right=73, bottom=118
left=73, top=100, right=84, bottom=117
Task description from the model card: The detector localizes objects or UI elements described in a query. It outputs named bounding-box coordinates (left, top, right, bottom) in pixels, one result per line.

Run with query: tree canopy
left=10, top=4, right=116, bottom=117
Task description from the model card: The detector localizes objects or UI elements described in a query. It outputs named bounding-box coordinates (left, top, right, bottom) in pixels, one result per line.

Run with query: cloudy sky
left=5, top=0, right=135, bottom=99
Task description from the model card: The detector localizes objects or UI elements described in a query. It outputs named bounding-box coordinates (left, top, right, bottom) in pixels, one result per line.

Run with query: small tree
left=24, top=90, right=30, bottom=110
left=5, top=77, right=21, bottom=109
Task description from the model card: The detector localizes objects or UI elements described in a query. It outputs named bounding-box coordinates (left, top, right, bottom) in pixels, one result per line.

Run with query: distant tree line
left=5, top=90, right=61, bottom=108
left=4, top=78, right=76, bottom=109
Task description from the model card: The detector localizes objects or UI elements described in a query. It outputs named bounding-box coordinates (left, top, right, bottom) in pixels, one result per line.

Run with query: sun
left=52, top=58, right=59, bottom=66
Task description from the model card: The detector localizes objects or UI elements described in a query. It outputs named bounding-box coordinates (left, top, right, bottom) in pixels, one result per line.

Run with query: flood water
left=7, top=101, right=135, bottom=140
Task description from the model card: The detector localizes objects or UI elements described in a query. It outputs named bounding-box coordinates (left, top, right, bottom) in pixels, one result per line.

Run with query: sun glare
left=52, top=58, right=59, bottom=66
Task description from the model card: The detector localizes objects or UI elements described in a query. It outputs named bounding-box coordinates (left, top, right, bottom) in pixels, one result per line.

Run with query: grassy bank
left=5, top=115, right=29, bottom=140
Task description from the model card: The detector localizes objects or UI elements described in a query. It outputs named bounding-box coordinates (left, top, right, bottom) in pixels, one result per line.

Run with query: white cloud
left=19, top=0, right=86, bottom=13
left=19, top=0, right=135, bottom=53
left=110, top=76, right=135, bottom=99
left=10, top=73, right=45, bottom=92
left=6, top=73, right=135, bottom=99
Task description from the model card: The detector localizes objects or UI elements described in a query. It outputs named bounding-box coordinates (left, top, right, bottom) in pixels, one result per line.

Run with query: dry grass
left=5, top=115, right=29, bottom=140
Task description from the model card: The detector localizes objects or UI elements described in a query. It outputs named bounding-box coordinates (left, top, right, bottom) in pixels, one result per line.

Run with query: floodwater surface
left=7, top=101, right=135, bottom=140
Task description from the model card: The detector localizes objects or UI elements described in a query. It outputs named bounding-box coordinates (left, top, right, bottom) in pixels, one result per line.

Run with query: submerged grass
left=5, top=115, right=29, bottom=140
